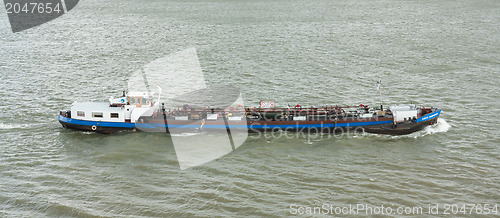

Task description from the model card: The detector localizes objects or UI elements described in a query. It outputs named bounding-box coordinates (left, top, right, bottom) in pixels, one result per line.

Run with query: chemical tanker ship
left=58, top=91, right=441, bottom=135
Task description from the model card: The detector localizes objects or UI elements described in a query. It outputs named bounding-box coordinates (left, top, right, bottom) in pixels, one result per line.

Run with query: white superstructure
left=70, top=91, right=157, bottom=123
left=390, top=105, right=418, bottom=122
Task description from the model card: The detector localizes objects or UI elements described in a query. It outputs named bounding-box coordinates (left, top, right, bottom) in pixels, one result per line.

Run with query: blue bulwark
left=248, top=120, right=394, bottom=130
left=416, top=110, right=441, bottom=123
left=58, top=115, right=136, bottom=128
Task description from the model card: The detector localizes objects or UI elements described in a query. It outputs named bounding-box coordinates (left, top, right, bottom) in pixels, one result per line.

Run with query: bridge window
left=127, top=96, right=152, bottom=106
left=110, top=113, right=119, bottom=118
left=92, top=112, right=103, bottom=118
left=77, top=111, right=85, bottom=117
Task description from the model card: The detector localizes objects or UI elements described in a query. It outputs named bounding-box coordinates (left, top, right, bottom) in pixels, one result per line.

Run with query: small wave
left=0, top=123, right=30, bottom=130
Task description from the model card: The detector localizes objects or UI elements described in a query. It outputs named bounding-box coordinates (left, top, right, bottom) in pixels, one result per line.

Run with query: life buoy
left=91, top=125, right=97, bottom=131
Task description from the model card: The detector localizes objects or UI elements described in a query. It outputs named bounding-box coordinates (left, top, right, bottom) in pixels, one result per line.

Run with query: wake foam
left=170, top=132, right=204, bottom=137
left=0, top=123, right=29, bottom=130
left=422, top=118, right=451, bottom=135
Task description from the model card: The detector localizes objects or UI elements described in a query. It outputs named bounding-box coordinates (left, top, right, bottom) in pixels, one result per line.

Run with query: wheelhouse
left=127, top=91, right=153, bottom=107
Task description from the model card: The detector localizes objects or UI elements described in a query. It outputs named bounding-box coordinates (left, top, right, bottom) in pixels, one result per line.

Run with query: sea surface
left=1, top=0, right=499, bottom=216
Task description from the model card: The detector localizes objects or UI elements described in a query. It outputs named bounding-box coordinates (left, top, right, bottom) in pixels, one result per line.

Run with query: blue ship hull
left=58, top=110, right=441, bottom=135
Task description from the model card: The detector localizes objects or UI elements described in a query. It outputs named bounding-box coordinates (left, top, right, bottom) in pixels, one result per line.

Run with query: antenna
left=374, top=79, right=383, bottom=110
left=156, top=86, right=162, bottom=103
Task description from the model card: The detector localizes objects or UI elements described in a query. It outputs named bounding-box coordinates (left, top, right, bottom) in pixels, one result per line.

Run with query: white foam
left=422, top=118, right=451, bottom=135
left=170, top=132, right=205, bottom=137
left=0, top=123, right=29, bottom=129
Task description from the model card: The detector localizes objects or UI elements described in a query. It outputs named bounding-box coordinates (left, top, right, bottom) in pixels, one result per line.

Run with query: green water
left=1, top=0, right=499, bottom=216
